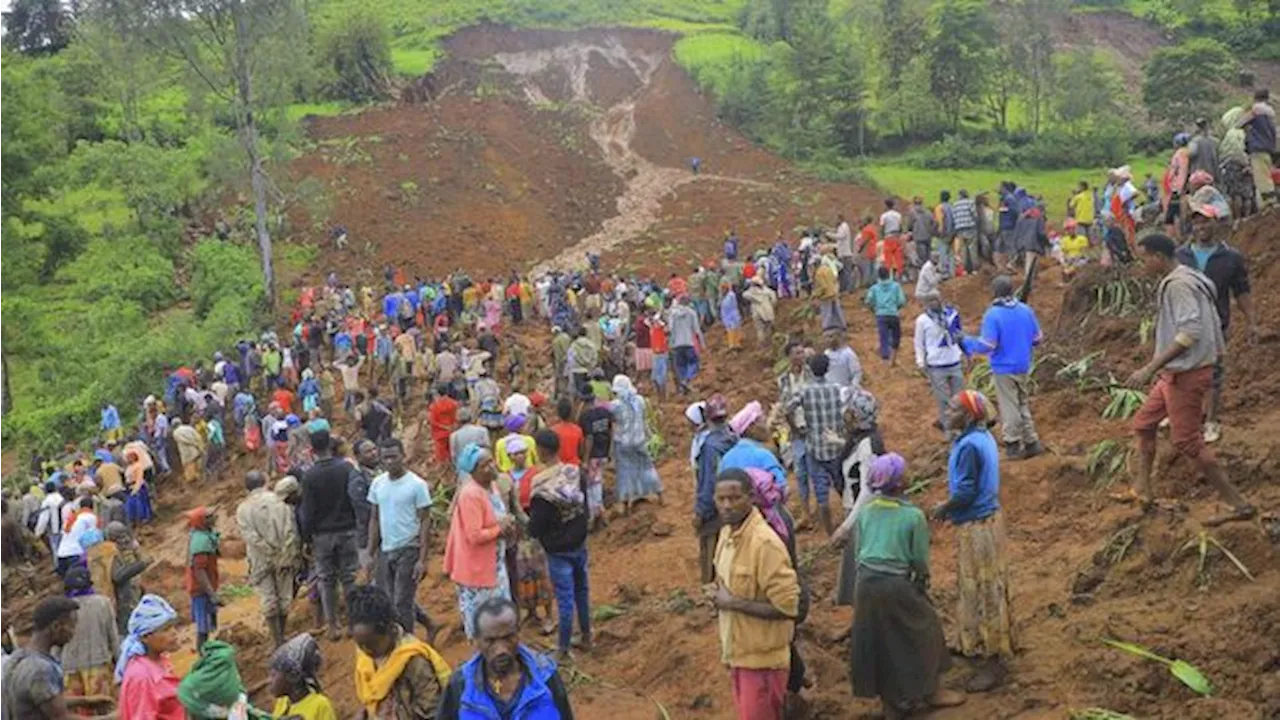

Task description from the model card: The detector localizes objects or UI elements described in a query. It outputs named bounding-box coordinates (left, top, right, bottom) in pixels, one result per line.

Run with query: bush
left=316, top=11, right=393, bottom=102
left=905, top=134, right=1016, bottom=170
left=57, top=236, right=179, bottom=312
left=190, top=239, right=265, bottom=319
left=1020, top=120, right=1133, bottom=170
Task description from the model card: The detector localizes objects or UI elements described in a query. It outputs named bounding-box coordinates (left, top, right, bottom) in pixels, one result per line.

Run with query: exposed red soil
left=287, top=73, right=622, bottom=283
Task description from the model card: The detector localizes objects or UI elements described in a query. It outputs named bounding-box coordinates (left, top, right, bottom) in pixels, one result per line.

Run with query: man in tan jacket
left=712, top=469, right=800, bottom=720
left=235, top=470, right=300, bottom=647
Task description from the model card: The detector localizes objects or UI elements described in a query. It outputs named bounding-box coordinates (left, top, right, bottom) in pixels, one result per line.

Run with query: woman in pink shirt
left=115, top=594, right=184, bottom=720
left=443, top=444, right=515, bottom=639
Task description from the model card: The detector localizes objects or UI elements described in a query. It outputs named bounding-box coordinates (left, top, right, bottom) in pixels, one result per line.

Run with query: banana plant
left=1103, top=639, right=1213, bottom=696
left=1102, top=386, right=1146, bottom=420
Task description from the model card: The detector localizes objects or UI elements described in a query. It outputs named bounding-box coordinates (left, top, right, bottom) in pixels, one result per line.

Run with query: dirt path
left=492, top=36, right=772, bottom=274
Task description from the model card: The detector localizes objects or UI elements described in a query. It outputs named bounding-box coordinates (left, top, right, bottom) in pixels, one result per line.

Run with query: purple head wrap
left=868, top=452, right=907, bottom=494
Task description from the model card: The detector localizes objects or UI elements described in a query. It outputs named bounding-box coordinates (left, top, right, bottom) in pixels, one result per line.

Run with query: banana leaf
left=1103, top=639, right=1213, bottom=696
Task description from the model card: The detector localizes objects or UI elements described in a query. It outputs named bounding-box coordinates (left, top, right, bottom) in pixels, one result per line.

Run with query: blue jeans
left=875, top=315, right=901, bottom=360
left=807, top=456, right=839, bottom=507
left=673, top=346, right=699, bottom=389
left=651, top=353, right=669, bottom=392
left=546, top=548, right=591, bottom=653
left=191, top=594, right=219, bottom=634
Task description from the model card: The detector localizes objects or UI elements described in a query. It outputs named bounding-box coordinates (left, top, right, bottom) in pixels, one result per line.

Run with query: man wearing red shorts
left=1126, top=233, right=1255, bottom=526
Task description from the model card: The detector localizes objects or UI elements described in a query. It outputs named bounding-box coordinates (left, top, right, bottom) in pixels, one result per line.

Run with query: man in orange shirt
left=856, top=217, right=879, bottom=289
left=426, top=384, right=460, bottom=464
left=549, top=398, right=585, bottom=466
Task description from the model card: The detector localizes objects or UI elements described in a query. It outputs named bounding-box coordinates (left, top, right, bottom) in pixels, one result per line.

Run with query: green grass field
left=312, top=0, right=746, bottom=78
left=861, top=156, right=1164, bottom=224
left=672, top=31, right=766, bottom=94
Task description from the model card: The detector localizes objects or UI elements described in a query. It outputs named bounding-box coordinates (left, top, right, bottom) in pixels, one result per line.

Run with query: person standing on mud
left=812, top=247, right=846, bottom=333
left=236, top=470, right=300, bottom=648
left=787, top=355, right=846, bottom=536
left=366, top=438, right=440, bottom=643
left=1126, top=234, right=1256, bottom=526
left=931, top=390, right=1014, bottom=693
left=300, top=429, right=360, bottom=641
left=914, top=291, right=966, bottom=435
left=1174, top=191, right=1258, bottom=444
left=711, top=468, right=800, bottom=720
left=668, top=295, right=704, bottom=395
left=825, top=213, right=855, bottom=293
left=694, top=395, right=736, bottom=583
left=962, top=276, right=1042, bottom=460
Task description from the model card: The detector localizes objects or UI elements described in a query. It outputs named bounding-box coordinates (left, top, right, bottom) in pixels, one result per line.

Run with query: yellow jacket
left=714, top=509, right=799, bottom=670
left=813, top=262, right=838, bottom=301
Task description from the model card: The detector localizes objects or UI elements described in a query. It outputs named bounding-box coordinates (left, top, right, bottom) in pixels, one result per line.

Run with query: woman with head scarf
left=442, top=444, right=515, bottom=639
left=298, top=368, right=322, bottom=415
left=59, top=564, right=119, bottom=709
left=831, top=388, right=887, bottom=607
left=839, top=453, right=964, bottom=717
left=608, top=375, right=664, bottom=514
left=497, top=435, right=555, bottom=635
left=268, top=633, right=336, bottom=719
left=931, top=390, right=1013, bottom=692
left=494, top=414, right=539, bottom=474
left=117, top=595, right=184, bottom=720
left=718, top=400, right=787, bottom=490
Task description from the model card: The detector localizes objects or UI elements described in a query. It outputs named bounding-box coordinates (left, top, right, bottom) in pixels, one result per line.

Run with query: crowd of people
left=2, top=90, right=1273, bottom=717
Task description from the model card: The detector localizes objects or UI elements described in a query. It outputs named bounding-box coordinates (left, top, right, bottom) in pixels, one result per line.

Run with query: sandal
left=1203, top=504, right=1256, bottom=527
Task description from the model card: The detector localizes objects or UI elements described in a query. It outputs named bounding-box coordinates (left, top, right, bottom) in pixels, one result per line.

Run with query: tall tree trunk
left=231, top=0, right=274, bottom=311
left=2, top=348, right=12, bottom=417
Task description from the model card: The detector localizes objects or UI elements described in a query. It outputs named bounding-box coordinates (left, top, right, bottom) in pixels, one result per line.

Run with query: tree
left=875, top=0, right=928, bottom=136
left=1054, top=47, right=1123, bottom=124
left=1008, top=0, right=1054, bottom=135
left=72, top=0, right=165, bottom=143
left=316, top=10, right=393, bottom=102
left=135, top=0, right=308, bottom=311
left=981, top=44, right=1020, bottom=132
left=1141, top=38, right=1237, bottom=127
left=2, top=0, right=72, bottom=55
left=0, top=51, right=69, bottom=207
left=927, top=0, right=993, bottom=131
left=738, top=0, right=792, bottom=42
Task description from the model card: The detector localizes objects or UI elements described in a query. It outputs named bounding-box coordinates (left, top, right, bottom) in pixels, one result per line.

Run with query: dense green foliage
left=316, top=10, right=395, bottom=102
left=1141, top=39, right=1239, bottom=126
left=675, top=0, right=1274, bottom=172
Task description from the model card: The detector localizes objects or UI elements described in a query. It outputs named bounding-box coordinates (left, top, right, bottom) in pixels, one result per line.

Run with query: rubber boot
left=267, top=614, right=284, bottom=648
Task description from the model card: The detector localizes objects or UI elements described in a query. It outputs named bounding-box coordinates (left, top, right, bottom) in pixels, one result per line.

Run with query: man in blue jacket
left=964, top=276, right=1043, bottom=460
left=437, top=597, right=575, bottom=719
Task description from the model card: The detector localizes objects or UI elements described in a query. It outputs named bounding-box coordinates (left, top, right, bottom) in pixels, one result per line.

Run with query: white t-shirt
left=880, top=210, right=903, bottom=235
left=57, top=511, right=98, bottom=558
left=503, top=393, right=532, bottom=418
left=832, top=222, right=853, bottom=258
